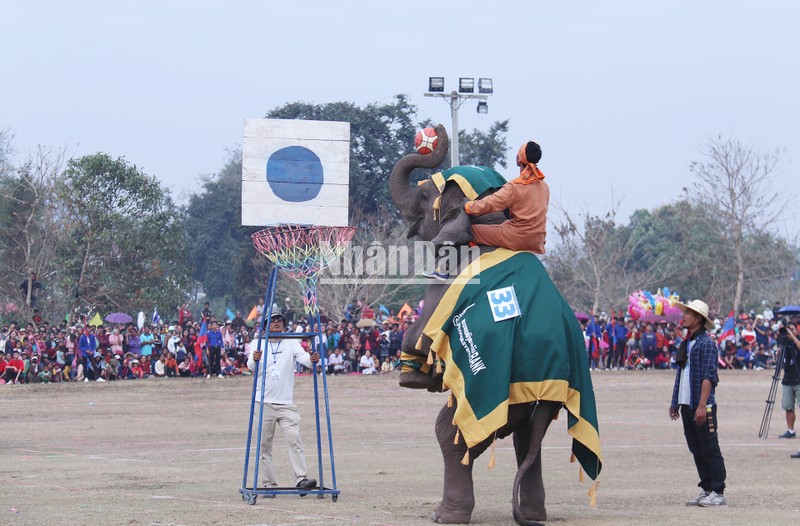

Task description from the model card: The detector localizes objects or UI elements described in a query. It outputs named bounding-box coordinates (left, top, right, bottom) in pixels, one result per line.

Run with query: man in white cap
left=668, top=299, right=727, bottom=507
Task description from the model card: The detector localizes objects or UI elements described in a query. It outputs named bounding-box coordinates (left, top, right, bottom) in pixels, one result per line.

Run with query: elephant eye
left=440, top=206, right=463, bottom=222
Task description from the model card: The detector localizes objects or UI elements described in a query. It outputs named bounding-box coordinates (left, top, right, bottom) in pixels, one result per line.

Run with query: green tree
left=184, top=150, right=266, bottom=307
left=457, top=120, right=510, bottom=169
left=58, top=153, right=190, bottom=315
left=626, top=200, right=729, bottom=303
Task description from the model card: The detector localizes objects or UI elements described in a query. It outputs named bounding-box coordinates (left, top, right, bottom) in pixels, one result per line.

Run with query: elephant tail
left=511, top=402, right=546, bottom=526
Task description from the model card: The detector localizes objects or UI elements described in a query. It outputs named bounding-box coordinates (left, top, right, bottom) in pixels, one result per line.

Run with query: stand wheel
left=332, top=494, right=338, bottom=502
left=245, top=494, right=257, bottom=505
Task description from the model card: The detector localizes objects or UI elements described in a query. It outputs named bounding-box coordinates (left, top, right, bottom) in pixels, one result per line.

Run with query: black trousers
left=209, top=346, right=221, bottom=375
left=680, top=404, right=726, bottom=494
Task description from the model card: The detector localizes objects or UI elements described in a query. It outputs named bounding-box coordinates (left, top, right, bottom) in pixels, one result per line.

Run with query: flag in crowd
left=194, top=318, right=208, bottom=365
left=719, top=310, right=736, bottom=342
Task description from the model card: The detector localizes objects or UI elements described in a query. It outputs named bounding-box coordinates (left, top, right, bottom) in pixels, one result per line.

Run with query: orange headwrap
left=515, top=143, right=545, bottom=184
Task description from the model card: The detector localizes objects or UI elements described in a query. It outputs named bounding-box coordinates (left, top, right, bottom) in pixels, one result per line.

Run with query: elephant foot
left=512, top=507, right=545, bottom=526
left=399, top=370, right=432, bottom=390
left=517, top=495, right=546, bottom=523
left=517, top=504, right=546, bottom=523
left=432, top=501, right=472, bottom=524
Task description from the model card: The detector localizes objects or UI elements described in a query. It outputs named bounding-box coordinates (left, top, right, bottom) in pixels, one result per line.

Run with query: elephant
left=388, top=125, right=602, bottom=525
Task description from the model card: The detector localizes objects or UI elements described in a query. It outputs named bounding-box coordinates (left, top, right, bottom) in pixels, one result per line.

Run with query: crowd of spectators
left=0, top=300, right=414, bottom=386
left=582, top=302, right=796, bottom=372
left=3, top=296, right=796, bottom=386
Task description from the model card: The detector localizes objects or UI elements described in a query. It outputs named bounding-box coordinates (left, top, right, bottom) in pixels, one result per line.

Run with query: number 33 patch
left=487, top=285, right=521, bottom=322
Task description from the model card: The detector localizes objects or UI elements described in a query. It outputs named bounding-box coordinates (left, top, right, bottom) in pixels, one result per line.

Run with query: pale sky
left=2, top=1, right=798, bottom=234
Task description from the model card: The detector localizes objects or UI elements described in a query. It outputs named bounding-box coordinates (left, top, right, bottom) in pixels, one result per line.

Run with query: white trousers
left=260, top=403, right=307, bottom=485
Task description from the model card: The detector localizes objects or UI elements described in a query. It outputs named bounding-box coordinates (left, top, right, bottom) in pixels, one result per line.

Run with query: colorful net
left=252, top=225, right=356, bottom=314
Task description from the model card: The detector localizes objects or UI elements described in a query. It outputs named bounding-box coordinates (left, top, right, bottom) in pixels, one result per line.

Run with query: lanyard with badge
left=268, top=340, right=282, bottom=379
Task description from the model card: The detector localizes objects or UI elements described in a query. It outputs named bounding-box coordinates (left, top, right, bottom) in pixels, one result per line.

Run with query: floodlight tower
left=424, top=77, right=493, bottom=167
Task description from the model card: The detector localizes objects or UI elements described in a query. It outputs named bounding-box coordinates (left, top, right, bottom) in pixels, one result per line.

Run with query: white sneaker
left=686, top=491, right=709, bottom=506
left=262, top=482, right=277, bottom=498
left=206, top=374, right=211, bottom=379
left=83, top=378, right=89, bottom=382
left=217, top=374, right=224, bottom=378
left=96, top=378, right=105, bottom=382
left=698, top=491, right=727, bottom=507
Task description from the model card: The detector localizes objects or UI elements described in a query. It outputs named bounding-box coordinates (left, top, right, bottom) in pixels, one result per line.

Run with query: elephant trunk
left=389, top=124, right=449, bottom=218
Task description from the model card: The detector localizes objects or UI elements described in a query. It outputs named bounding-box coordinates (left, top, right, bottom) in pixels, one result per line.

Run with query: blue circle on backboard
left=266, top=146, right=324, bottom=202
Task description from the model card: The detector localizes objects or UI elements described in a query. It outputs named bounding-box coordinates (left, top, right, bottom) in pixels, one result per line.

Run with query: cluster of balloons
left=627, top=288, right=681, bottom=320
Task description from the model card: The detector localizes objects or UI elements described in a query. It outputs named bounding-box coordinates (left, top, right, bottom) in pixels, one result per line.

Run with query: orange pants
left=471, top=222, right=545, bottom=253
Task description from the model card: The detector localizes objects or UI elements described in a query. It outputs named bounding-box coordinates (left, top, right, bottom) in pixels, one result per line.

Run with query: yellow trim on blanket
left=431, top=171, right=447, bottom=193
left=446, top=174, right=480, bottom=200
left=426, top=171, right=481, bottom=201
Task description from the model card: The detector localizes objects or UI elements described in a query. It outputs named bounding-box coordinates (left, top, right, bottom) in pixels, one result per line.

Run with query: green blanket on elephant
left=422, top=248, right=603, bottom=480
left=429, top=166, right=507, bottom=199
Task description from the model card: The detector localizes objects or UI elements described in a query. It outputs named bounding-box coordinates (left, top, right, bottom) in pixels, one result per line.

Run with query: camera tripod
left=758, top=345, right=786, bottom=439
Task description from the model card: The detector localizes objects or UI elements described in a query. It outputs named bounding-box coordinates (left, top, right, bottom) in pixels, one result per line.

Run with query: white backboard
left=241, top=119, right=350, bottom=226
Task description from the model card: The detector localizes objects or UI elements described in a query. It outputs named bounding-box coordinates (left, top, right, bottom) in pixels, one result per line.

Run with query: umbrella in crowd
left=777, top=306, right=800, bottom=316
left=88, top=313, right=104, bottom=326
left=105, top=312, right=132, bottom=324
left=356, top=318, right=376, bottom=328
left=574, top=311, right=590, bottom=322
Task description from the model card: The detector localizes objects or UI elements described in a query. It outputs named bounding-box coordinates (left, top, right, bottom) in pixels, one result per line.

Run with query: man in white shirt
left=166, top=327, right=181, bottom=355
left=359, top=350, right=377, bottom=375
left=248, top=313, right=319, bottom=494
left=326, top=348, right=346, bottom=375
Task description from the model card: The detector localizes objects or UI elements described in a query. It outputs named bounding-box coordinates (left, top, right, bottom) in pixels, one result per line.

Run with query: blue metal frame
left=239, top=267, right=340, bottom=504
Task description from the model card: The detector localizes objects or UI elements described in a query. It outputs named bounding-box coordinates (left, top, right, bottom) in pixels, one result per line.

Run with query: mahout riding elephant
left=389, top=125, right=602, bottom=525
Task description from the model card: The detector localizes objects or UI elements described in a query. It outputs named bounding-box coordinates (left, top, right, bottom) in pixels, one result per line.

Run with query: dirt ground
left=1, top=369, right=799, bottom=526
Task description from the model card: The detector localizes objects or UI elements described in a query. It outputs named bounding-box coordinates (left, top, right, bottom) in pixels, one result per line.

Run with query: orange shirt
left=465, top=179, right=549, bottom=253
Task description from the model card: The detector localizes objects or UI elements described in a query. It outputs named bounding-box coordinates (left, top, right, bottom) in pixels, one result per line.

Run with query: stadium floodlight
left=458, top=77, right=475, bottom=93
left=424, top=75, right=493, bottom=166
left=428, top=77, right=445, bottom=92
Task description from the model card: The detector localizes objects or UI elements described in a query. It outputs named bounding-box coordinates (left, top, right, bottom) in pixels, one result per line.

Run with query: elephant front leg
left=433, top=403, right=475, bottom=524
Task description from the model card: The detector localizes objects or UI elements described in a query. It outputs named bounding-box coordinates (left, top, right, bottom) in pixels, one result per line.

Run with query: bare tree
left=0, top=128, right=14, bottom=176
left=690, top=136, right=788, bottom=315
left=548, top=198, right=670, bottom=313
left=316, top=206, right=421, bottom=321
left=0, top=145, right=67, bottom=315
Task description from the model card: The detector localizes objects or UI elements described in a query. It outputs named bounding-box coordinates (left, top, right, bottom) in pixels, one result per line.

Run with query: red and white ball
left=414, top=127, right=438, bottom=155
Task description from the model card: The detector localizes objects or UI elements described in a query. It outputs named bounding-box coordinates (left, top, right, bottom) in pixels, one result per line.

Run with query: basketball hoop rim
left=251, top=224, right=356, bottom=274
